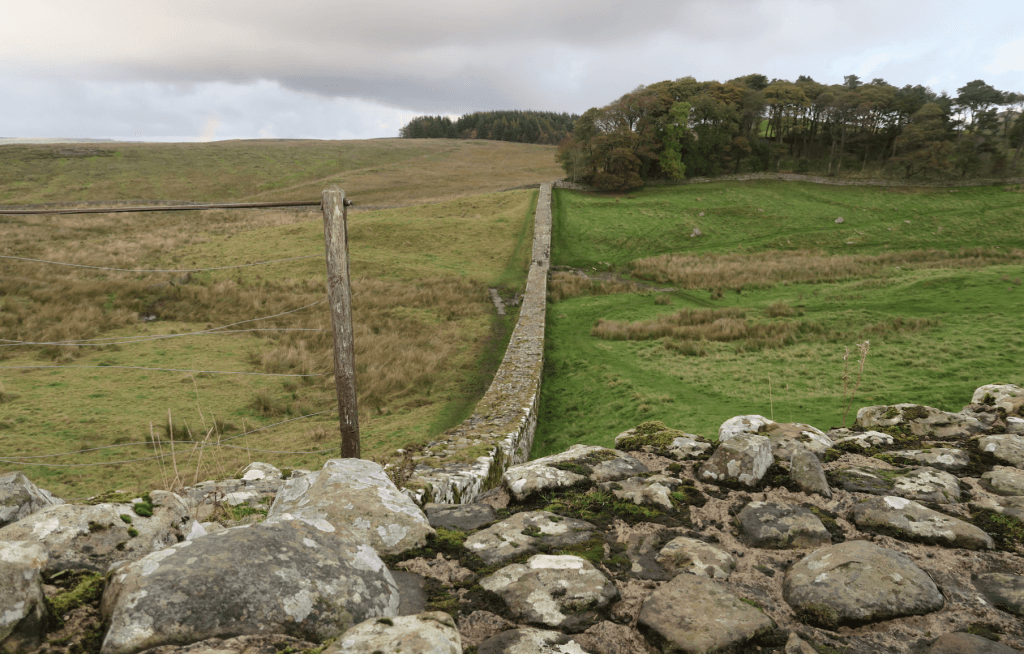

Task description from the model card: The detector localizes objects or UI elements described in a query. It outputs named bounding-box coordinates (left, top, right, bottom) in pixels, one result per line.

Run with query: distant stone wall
left=563, top=173, right=1023, bottom=191
left=404, top=183, right=552, bottom=505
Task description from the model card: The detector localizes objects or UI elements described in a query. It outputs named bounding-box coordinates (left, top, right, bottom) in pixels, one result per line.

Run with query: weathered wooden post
left=321, top=186, right=360, bottom=458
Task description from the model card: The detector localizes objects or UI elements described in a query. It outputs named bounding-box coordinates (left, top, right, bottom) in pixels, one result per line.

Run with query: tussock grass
left=547, top=272, right=640, bottom=302
left=630, top=248, right=1024, bottom=291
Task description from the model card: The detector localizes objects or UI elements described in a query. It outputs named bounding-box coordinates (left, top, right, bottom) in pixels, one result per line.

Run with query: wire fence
left=0, top=200, right=345, bottom=484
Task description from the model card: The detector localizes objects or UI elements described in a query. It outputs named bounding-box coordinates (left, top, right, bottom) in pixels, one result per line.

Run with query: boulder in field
left=850, top=496, right=994, bottom=550
left=0, top=491, right=191, bottom=573
left=735, top=502, right=831, bottom=549
left=829, top=466, right=961, bottom=504
left=763, top=422, right=832, bottom=462
left=856, top=404, right=983, bottom=440
left=0, top=541, right=49, bottom=654
left=100, top=519, right=400, bottom=654
left=463, top=511, right=597, bottom=567
left=790, top=448, right=831, bottom=498
left=783, top=540, right=944, bottom=628
left=718, top=415, right=773, bottom=442
left=323, top=612, right=461, bottom=654
left=266, top=458, right=433, bottom=557
left=971, top=383, right=1024, bottom=415
left=0, top=472, right=63, bottom=528
left=638, top=573, right=775, bottom=653
left=480, top=555, right=618, bottom=633
left=698, top=433, right=772, bottom=487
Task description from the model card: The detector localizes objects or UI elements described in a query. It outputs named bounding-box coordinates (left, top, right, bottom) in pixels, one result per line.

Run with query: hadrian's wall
left=403, top=182, right=553, bottom=505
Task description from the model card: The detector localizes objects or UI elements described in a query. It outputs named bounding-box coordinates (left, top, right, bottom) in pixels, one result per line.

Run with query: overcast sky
left=2, top=0, right=1022, bottom=142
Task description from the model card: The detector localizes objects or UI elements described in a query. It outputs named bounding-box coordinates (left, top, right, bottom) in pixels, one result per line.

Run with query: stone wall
left=403, top=183, right=552, bottom=505
left=644, top=172, right=1024, bottom=189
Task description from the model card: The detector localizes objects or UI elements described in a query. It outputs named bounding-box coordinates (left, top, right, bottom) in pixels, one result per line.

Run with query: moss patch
left=970, top=508, right=1024, bottom=552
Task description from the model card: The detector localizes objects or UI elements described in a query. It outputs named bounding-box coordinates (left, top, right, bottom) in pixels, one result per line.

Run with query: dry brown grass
left=630, top=248, right=1024, bottom=290
left=547, top=271, right=640, bottom=302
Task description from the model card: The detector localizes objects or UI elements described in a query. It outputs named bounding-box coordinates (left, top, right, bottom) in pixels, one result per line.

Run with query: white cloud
left=985, top=38, right=1024, bottom=75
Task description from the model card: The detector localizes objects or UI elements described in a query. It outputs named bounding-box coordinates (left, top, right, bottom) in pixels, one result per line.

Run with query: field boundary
left=567, top=173, right=1024, bottom=190
left=404, top=182, right=554, bottom=505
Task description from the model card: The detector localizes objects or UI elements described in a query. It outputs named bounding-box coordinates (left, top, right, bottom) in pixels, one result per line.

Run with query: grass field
left=0, top=138, right=550, bottom=497
left=534, top=181, right=1024, bottom=457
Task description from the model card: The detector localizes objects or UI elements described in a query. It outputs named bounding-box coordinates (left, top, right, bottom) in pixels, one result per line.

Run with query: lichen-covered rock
left=736, top=502, right=831, bottom=549
left=135, top=634, right=318, bottom=654
left=970, top=495, right=1024, bottom=523
left=266, top=458, right=433, bottom=556
left=480, top=555, right=618, bottom=633
left=719, top=414, right=773, bottom=442
left=926, top=632, right=1023, bottom=654
left=829, top=466, right=961, bottom=503
left=977, top=434, right=1024, bottom=469
left=971, top=383, right=1024, bottom=415
left=100, top=519, right=400, bottom=654
left=763, top=422, right=832, bottom=462
left=324, top=612, right=461, bottom=654
left=0, top=491, right=191, bottom=573
left=614, top=424, right=711, bottom=460
left=574, top=622, right=650, bottom=654
left=851, top=496, right=994, bottom=550
left=599, top=474, right=681, bottom=511
left=972, top=572, right=1024, bottom=616
left=698, top=433, right=772, bottom=487
left=857, top=404, right=984, bottom=440
left=463, top=511, right=597, bottom=566
left=240, top=461, right=282, bottom=481
left=0, top=541, right=48, bottom=654
left=887, top=448, right=970, bottom=472
left=477, top=627, right=589, bottom=654
left=637, top=573, right=775, bottom=653
left=424, top=503, right=496, bottom=532
left=782, top=540, right=944, bottom=628
left=1008, top=417, right=1024, bottom=435
left=827, top=429, right=895, bottom=449
left=0, top=472, right=63, bottom=529
left=656, top=536, right=736, bottom=579
left=790, top=448, right=831, bottom=498
left=980, top=467, right=1024, bottom=496
left=502, top=445, right=642, bottom=501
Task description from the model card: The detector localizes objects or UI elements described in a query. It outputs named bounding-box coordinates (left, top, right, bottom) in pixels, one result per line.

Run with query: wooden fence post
left=321, top=186, right=360, bottom=459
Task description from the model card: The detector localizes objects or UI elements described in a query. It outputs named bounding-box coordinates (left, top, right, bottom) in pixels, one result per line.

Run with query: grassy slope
left=534, top=182, right=1024, bottom=457
left=0, top=139, right=561, bottom=207
left=0, top=139, right=549, bottom=497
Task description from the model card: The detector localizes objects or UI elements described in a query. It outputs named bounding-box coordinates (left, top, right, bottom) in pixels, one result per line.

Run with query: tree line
left=556, top=74, right=1024, bottom=190
left=399, top=110, right=578, bottom=145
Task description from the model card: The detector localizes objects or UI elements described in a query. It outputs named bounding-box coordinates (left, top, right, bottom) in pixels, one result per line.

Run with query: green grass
left=534, top=182, right=1024, bottom=457
left=552, top=181, right=1024, bottom=266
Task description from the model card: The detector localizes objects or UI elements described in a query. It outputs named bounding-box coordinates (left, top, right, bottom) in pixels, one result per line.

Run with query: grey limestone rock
left=1008, top=416, right=1024, bottom=435
left=100, top=518, right=400, bottom=654
left=698, top=433, right=772, bottom=487
left=971, top=383, right=1024, bottom=415
left=718, top=414, right=773, bottom=442
left=390, top=571, right=427, bottom=616
left=480, top=555, right=618, bottom=633
left=783, top=540, right=944, bottom=628
left=763, top=422, right=832, bottom=462
left=790, top=448, right=831, bottom=498
left=980, top=466, right=1024, bottom=496
left=0, top=541, right=48, bottom=654
left=599, top=474, right=681, bottom=511
left=266, top=458, right=433, bottom=557
left=926, top=632, right=1023, bottom=654
left=665, top=435, right=714, bottom=460
left=656, top=536, right=737, bottom=579
left=424, top=502, right=496, bottom=532
left=829, top=466, right=961, bottom=503
left=827, top=429, right=895, bottom=449
left=463, top=511, right=597, bottom=566
left=850, top=496, right=994, bottom=550
left=478, top=627, right=589, bottom=654
left=323, top=612, right=461, bottom=654
left=977, top=434, right=1024, bottom=469
left=887, top=447, right=971, bottom=472
left=502, top=445, right=644, bottom=502
left=0, top=472, right=63, bottom=529
left=972, top=572, right=1024, bottom=616
left=574, top=622, right=651, bottom=654
left=240, top=461, right=282, bottom=481
left=969, top=495, right=1024, bottom=523
left=614, top=427, right=712, bottom=461
left=856, top=403, right=983, bottom=440
left=0, top=491, right=191, bottom=573
left=135, top=634, right=318, bottom=654
left=736, top=501, right=831, bottom=549
left=637, top=572, right=775, bottom=654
